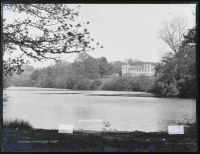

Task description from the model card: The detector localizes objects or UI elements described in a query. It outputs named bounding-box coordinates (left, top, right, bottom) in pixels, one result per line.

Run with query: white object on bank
left=58, top=124, right=74, bottom=134
left=168, top=125, right=184, bottom=135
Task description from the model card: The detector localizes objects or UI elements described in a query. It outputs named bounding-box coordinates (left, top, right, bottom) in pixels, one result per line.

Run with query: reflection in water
left=4, top=87, right=196, bottom=132
left=74, top=107, right=94, bottom=119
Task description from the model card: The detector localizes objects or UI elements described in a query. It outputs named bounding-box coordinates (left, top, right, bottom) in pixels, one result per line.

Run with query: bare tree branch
left=3, top=4, right=103, bottom=75
left=159, top=16, right=188, bottom=54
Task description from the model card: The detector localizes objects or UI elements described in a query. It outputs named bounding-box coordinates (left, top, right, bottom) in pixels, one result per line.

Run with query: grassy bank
left=2, top=123, right=197, bottom=152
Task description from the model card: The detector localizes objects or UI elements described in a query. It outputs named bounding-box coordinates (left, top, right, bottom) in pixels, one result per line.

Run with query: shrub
left=73, top=78, right=91, bottom=90
left=64, top=76, right=92, bottom=90
left=102, top=77, right=139, bottom=91
left=149, top=76, right=196, bottom=98
left=134, top=76, right=156, bottom=92
left=90, top=80, right=102, bottom=90
left=101, top=76, right=156, bottom=92
left=177, top=78, right=196, bottom=98
left=64, top=77, right=77, bottom=89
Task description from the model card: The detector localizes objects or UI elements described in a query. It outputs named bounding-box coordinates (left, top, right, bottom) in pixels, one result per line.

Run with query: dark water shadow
left=86, top=94, right=158, bottom=98
left=6, top=88, right=69, bottom=91
left=33, top=92, right=82, bottom=95
left=7, top=89, right=69, bottom=91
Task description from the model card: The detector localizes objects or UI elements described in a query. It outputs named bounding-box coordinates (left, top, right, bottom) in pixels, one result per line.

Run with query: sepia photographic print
left=1, top=1, right=198, bottom=152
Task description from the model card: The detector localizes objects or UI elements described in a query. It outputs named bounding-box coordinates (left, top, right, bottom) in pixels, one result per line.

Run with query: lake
left=4, top=87, right=196, bottom=132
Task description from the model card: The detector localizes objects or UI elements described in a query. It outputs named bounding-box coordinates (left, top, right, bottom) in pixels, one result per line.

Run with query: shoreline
left=3, top=123, right=197, bottom=152
left=5, top=86, right=196, bottom=99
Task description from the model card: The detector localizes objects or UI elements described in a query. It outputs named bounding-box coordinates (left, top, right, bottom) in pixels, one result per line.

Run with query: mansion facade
left=121, top=63, right=156, bottom=77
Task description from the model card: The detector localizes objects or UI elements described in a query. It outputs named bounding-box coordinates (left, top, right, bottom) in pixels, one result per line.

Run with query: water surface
left=4, top=87, right=196, bottom=132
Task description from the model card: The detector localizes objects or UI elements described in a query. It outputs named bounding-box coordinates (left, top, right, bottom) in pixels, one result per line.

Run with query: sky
left=78, top=4, right=196, bottom=62
left=4, top=4, right=196, bottom=68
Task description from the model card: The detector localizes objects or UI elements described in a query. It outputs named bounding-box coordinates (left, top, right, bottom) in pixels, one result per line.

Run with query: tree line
left=8, top=54, right=157, bottom=92
left=151, top=26, right=196, bottom=98
left=8, top=53, right=123, bottom=90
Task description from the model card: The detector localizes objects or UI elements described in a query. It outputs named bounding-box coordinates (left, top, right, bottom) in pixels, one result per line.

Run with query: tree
left=3, top=4, right=102, bottom=76
left=183, top=26, right=196, bottom=45
left=29, top=69, right=42, bottom=86
left=157, top=16, right=188, bottom=91
left=72, top=53, right=100, bottom=79
left=97, top=57, right=112, bottom=77
left=158, top=16, right=188, bottom=54
left=153, top=26, right=196, bottom=97
left=175, top=26, right=196, bottom=97
left=110, top=61, right=124, bottom=75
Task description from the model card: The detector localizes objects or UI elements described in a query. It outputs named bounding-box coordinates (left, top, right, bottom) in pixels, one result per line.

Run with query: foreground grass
left=2, top=123, right=197, bottom=152
left=3, top=119, right=33, bottom=129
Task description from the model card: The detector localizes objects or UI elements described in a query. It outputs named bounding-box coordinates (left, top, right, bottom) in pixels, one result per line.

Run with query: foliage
left=3, top=4, right=102, bottom=76
left=153, top=26, right=196, bottom=98
left=183, top=26, right=196, bottom=44
left=97, top=57, right=113, bottom=77
left=9, top=65, right=35, bottom=87
left=8, top=53, right=158, bottom=92
left=72, top=53, right=100, bottom=79
left=62, top=77, right=102, bottom=90
left=109, top=61, right=124, bottom=75
left=90, top=80, right=102, bottom=90
left=9, top=55, right=105, bottom=90
left=102, top=76, right=154, bottom=92
left=65, top=76, right=91, bottom=90
left=134, top=76, right=157, bottom=92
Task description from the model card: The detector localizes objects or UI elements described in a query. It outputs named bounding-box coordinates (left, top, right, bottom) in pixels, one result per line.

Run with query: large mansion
left=121, top=62, right=156, bottom=77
